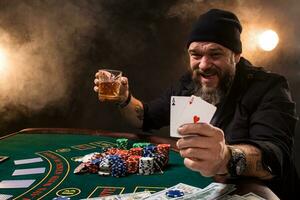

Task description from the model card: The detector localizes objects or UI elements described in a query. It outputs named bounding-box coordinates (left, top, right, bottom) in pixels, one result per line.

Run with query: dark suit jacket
left=142, top=57, right=299, bottom=199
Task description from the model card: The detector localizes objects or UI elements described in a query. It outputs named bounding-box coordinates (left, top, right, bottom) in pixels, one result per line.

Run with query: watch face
left=228, top=147, right=246, bottom=177
left=236, top=159, right=246, bottom=176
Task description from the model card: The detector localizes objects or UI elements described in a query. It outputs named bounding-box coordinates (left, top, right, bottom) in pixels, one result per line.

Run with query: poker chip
left=116, top=138, right=128, bottom=149
left=73, top=139, right=171, bottom=177
left=52, top=196, right=71, bottom=200
left=132, top=142, right=151, bottom=148
left=108, top=155, right=127, bottom=177
left=98, top=171, right=110, bottom=176
left=129, top=147, right=143, bottom=156
left=106, top=148, right=118, bottom=155
left=126, top=155, right=141, bottom=173
left=91, top=158, right=102, bottom=165
left=139, top=157, right=154, bottom=175
left=153, top=153, right=167, bottom=173
left=87, top=163, right=99, bottom=174
left=73, top=162, right=88, bottom=174
left=157, top=144, right=170, bottom=157
left=74, top=152, right=96, bottom=163
left=143, top=145, right=157, bottom=157
left=115, top=149, right=130, bottom=161
left=98, top=157, right=111, bottom=176
left=165, top=189, right=184, bottom=198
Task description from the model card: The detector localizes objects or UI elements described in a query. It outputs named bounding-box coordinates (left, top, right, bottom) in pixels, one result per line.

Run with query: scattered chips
left=73, top=163, right=88, bottom=174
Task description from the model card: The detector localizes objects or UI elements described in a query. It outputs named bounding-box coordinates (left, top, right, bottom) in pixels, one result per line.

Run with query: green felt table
left=0, top=128, right=280, bottom=200
left=0, top=129, right=213, bottom=200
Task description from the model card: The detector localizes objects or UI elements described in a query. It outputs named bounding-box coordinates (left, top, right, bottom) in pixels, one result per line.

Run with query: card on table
left=170, top=95, right=216, bottom=138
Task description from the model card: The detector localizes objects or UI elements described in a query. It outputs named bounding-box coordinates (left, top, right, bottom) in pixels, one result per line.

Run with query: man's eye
left=211, top=53, right=222, bottom=58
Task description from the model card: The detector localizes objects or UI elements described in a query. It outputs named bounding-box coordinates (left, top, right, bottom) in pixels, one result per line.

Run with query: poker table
left=0, top=128, right=279, bottom=200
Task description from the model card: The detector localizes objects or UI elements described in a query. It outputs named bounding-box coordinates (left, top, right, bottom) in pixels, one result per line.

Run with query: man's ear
left=234, top=53, right=241, bottom=64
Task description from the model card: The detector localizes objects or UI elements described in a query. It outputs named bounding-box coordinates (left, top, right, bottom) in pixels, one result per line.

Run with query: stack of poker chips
left=73, top=139, right=171, bottom=178
left=127, top=155, right=140, bottom=173
left=107, top=155, right=127, bottom=177
left=139, top=157, right=154, bottom=175
left=116, top=138, right=128, bottom=149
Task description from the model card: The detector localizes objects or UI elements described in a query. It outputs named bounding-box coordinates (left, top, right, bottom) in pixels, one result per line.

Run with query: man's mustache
left=193, top=67, right=220, bottom=78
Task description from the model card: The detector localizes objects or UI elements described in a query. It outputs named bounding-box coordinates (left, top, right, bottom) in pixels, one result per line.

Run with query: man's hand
left=93, top=71, right=129, bottom=103
left=176, top=123, right=230, bottom=177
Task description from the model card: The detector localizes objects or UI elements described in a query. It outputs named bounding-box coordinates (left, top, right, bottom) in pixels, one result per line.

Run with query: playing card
left=0, top=180, right=35, bottom=188
left=170, top=96, right=191, bottom=138
left=180, top=95, right=216, bottom=124
left=14, top=157, right=43, bottom=165
left=0, top=156, right=9, bottom=163
left=171, top=95, right=216, bottom=137
left=12, top=167, right=46, bottom=176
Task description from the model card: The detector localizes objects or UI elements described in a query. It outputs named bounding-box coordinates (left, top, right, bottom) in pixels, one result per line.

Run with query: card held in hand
left=170, top=96, right=190, bottom=138
left=170, top=95, right=216, bottom=138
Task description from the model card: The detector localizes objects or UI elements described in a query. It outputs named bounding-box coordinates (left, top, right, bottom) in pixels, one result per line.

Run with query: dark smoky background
left=0, top=0, right=299, bottom=172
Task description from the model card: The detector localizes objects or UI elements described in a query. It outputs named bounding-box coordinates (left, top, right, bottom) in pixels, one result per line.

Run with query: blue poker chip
left=165, top=189, right=184, bottom=198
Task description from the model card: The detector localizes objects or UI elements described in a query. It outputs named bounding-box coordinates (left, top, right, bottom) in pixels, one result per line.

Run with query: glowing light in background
left=0, top=47, right=7, bottom=72
left=258, top=30, right=279, bottom=51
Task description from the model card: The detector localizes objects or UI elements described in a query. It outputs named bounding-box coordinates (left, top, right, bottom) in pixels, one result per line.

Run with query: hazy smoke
left=0, top=0, right=103, bottom=122
left=0, top=0, right=299, bottom=133
left=166, top=0, right=300, bottom=68
left=0, top=0, right=180, bottom=130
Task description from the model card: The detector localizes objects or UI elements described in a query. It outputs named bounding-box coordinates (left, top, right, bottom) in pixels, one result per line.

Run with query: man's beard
left=192, top=65, right=235, bottom=105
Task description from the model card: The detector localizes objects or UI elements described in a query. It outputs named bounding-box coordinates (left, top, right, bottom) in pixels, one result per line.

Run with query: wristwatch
left=227, top=146, right=247, bottom=177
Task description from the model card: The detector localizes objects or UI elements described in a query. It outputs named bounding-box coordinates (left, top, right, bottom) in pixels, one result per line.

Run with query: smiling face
left=188, top=42, right=240, bottom=104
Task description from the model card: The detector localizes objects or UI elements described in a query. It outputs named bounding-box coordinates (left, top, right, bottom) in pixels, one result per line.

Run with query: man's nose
left=198, top=56, right=212, bottom=71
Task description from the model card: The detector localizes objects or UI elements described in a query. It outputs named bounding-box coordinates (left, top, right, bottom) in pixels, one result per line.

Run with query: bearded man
left=94, top=9, right=299, bottom=199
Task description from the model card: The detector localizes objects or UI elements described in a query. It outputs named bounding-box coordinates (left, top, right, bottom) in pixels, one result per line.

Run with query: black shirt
left=142, top=57, right=299, bottom=199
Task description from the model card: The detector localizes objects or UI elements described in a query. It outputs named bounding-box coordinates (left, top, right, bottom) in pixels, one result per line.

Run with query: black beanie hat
left=187, top=9, right=242, bottom=53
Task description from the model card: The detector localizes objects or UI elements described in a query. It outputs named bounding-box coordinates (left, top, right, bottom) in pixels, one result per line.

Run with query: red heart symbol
left=193, top=115, right=200, bottom=123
